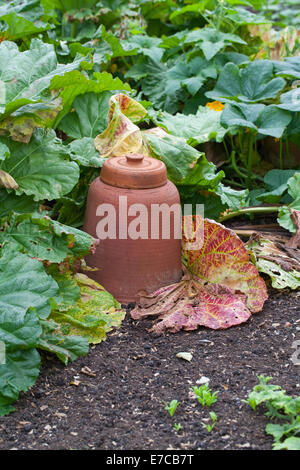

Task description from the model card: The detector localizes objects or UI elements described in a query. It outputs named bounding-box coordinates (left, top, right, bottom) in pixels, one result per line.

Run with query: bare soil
left=0, top=285, right=299, bottom=450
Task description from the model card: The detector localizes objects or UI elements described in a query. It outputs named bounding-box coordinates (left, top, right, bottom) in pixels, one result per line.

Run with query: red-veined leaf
left=131, top=217, right=268, bottom=333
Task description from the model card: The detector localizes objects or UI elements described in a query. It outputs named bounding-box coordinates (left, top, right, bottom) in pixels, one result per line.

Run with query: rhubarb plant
left=0, top=0, right=299, bottom=421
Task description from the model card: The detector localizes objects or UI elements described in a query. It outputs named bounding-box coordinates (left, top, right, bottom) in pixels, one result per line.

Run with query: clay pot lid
left=100, top=154, right=167, bottom=189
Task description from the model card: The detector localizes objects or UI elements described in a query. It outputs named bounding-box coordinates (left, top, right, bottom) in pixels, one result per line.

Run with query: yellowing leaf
left=0, top=170, right=19, bottom=189
left=0, top=98, right=62, bottom=143
left=108, top=93, right=148, bottom=123
left=246, top=233, right=300, bottom=290
left=50, top=273, right=125, bottom=344
left=94, top=94, right=148, bottom=157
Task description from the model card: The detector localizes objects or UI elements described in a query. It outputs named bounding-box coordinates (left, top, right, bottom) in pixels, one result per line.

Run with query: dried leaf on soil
left=285, top=209, right=300, bottom=249
left=247, top=233, right=300, bottom=290
left=132, top=218, right=267, bottom=333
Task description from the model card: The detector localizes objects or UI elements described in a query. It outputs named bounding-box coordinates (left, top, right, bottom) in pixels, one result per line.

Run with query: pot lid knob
left=126, top=154, right=144, bottom=163
left=100, top=153, right=167, bottom=189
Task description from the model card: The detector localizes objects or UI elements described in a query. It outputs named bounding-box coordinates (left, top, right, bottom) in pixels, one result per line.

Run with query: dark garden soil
left=0, top=285, right=299, bottom=451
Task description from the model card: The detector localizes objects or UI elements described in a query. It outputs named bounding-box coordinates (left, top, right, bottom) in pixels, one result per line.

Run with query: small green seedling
left=192, top=384, right=219, bottom=407
left=163, top=399, right=180, bottom=417
left=201, top=411, right=218, bottom=432
left=245, top=375, right=300, bottom=450
left=174, top=423, right=181, bottom=432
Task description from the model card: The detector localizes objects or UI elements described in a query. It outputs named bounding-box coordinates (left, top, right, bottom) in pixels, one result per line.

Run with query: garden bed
left=0, top=287, right=298, bottom=451
left=1, top=0, right=300, bottom=450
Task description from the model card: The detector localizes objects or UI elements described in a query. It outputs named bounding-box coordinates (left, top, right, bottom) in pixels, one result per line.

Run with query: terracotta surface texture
left=83, top=155, right=182, bottom=302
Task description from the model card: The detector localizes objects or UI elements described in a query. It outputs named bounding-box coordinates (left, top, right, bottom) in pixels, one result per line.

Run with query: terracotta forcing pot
left=83, top=154, right=182, bottom=303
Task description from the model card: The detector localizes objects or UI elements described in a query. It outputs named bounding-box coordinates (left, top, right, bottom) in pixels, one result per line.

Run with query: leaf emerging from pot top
left=94, top=94, right=147, bottom=158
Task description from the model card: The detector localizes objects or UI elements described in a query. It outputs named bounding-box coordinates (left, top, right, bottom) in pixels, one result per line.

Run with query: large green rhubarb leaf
left=144, top=133, right=224, bottom=190
left=0, top=213, right=97, bottom=263
left=152, top=106, right=228, bottom=145
left=206, top=61, right=286, bottom=103
left=49, top=71, right=131, bottom=127
left=0, top=190, right=38, bottom=220
left=58, top=92, right=112, bottom=139
left=0, top=307, right=42, bottom=354
left=0, top=12, right=52, bottom=40
left=0, top=129, right=79, bottom=201
left=38, top=319, right=89, bottom=365
left=48, top=0, right=99, bottom=12
left=0, top=39, right=83, bottom=121
left=97, top=25, right=138, bottom=60
left=0, top=0, right=51, bottom=22
left=0, top=249, right=59, bottom=319
left=68, top=137, right=104, bottom=168
left=0, top=348, right=40, bottom=416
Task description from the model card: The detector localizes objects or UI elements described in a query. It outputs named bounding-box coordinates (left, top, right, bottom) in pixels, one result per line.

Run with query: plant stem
left=223, top=138, right=230, bottom=161
left=70, top=21, right=77, bottom=39
left=286, top=139, right=291, bottom=168
left=238, top=132, right=243, bottom=155
left=223, top=179, right=246, bottom=188
left=248, top=133, right=254, bottom=189
left=216, top=0, right=226, bottom=31
left=231, top=151, right=248, bottom=180
left=233, top=229, right=259, bottom=238
left=121, top=56, right=130, bottom=69
left=279, top=138, right=283, bottom=169
left=218, top=206, right=281, bottom=223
